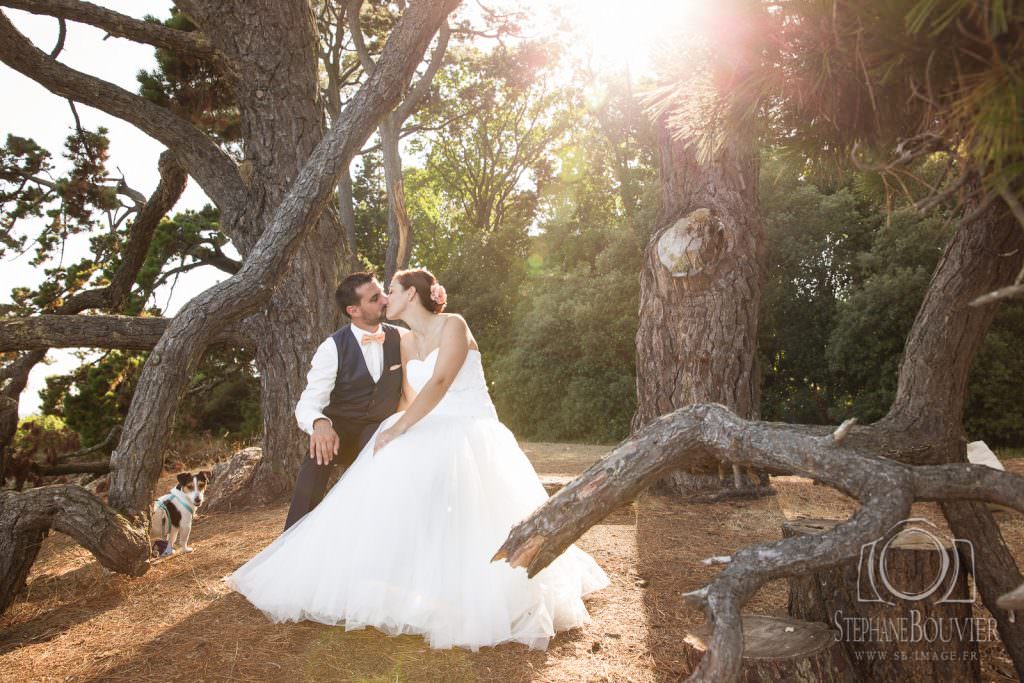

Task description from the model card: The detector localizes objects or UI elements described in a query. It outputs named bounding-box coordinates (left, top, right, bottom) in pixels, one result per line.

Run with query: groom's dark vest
left=321, top=323, right=403, bottom=425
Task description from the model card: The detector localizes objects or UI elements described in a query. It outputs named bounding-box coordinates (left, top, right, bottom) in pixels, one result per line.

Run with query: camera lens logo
left=856, top=518, right=975, bottom=605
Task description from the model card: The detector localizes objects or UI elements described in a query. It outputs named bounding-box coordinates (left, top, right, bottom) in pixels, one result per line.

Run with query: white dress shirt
left=294, top=324, right=390, bottom=435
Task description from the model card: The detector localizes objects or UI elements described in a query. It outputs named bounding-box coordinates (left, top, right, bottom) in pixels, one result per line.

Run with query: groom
left=285, top=271, right=406, bottom=530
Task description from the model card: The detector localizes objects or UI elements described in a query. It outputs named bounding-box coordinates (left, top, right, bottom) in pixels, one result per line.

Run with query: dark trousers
left=283, top=419, right=381, bottom=531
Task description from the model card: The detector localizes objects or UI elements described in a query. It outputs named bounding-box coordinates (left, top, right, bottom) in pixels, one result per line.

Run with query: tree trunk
left=633, top=119, right=767, bottom=497
left=0, top=350, right=45, bottom=486
left=870, top=181, right=1024, bottom=676
left=783, top=518, right=981, bottom=682
left=179, top=2, right=365, bottom=510
left=682, top=615, right=856, bottom=682
left=241, top=240, right=346, bottom=506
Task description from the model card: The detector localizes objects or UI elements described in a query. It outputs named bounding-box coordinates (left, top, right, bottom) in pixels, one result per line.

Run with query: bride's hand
left=373, top=426, right=403, bottom=455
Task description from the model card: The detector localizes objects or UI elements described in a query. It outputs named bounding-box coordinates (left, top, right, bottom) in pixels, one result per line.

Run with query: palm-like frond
left=644, top=0, right=1024, bottom=212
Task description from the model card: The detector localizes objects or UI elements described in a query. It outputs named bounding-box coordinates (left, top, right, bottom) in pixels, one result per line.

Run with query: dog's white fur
left=149, top=471, right=210, bottom=555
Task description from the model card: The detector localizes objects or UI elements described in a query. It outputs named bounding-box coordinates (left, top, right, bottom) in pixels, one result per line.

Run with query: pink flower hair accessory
left=429, top=283, right=447, bottom=305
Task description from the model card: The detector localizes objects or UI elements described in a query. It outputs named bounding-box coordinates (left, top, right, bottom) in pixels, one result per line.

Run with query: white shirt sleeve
left=294, top=338, right=338, bottom=435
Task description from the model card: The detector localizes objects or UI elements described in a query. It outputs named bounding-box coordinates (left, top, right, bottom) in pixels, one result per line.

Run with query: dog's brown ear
left=198, top=470, right=212, bottom=481
left=176, top=472, right=193, bottom=487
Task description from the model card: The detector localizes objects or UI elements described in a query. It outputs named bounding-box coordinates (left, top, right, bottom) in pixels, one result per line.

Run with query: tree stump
left=682, top=614, right=856, bottom=682
left=783, top=517, right=981, bottom=682
left=205, top=447, right=265, bottom=512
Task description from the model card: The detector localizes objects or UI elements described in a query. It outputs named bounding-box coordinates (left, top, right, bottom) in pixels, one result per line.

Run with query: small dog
left=150, top=471, right=211, bottom=557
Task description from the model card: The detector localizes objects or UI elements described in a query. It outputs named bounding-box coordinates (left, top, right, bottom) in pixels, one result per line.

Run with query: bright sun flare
left=559, top=0, right=701, bottom=76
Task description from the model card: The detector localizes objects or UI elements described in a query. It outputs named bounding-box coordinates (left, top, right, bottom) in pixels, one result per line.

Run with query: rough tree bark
left=632, top=118, right=768, bottom=498
left=0, top=484, right=149, bottom=614
left=0, top=0, right=460, bottom=614
left=186, top=1, right=360, bottom=508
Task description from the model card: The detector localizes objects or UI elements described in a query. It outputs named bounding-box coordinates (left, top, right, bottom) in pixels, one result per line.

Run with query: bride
left=224, top=267, right=610, bottom=651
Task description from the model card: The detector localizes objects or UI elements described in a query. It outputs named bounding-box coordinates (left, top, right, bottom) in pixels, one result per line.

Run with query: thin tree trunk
left=347, top=7, right=449, bottom=283
left=337, top=163, right=362, bottom=272
left=633, top=119, right=767, bottom=497
left=381, top=116, right=413, bottom=282
left=0, top=350, right=44, bottom=485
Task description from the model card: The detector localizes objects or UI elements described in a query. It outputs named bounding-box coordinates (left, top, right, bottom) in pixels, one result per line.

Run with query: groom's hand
left=310, top=419, right=339, bottom=465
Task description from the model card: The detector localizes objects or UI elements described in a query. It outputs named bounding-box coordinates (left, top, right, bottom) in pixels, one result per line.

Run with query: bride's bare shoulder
left=399, top=330, right=418, bottom=356
left=439, top=314, right=478, bottom=350
left=439, top=312, right=467, bottom=325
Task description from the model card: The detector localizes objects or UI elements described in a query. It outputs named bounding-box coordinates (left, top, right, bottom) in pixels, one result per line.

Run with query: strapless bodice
left=406, top=349, right=497, bottom=419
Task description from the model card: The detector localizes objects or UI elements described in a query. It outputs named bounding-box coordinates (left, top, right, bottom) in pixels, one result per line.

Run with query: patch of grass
left=300, top=626, right=477, bottom=682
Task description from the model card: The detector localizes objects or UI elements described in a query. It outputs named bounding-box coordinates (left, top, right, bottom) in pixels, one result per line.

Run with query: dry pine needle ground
left=1, top=443, right=1021, bottom=682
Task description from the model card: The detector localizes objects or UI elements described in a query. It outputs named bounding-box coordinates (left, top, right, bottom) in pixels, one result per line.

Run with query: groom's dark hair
left=335, top=271, right=377, bottom=317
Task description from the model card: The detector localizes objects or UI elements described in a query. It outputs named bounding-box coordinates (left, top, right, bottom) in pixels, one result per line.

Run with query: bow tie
left=361, top=331, right=386, bottom=345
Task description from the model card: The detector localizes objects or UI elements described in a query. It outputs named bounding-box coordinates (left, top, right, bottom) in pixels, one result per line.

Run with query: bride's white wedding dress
left=224, top=348, right=610, bottom=651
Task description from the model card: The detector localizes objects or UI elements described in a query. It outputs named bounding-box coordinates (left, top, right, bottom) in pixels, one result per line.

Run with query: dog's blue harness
left=155, top=488, right=196, bottom=538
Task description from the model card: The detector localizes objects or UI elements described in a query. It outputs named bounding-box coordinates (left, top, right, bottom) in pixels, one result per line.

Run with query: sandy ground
left=1, top=444, right=1021, bottom=682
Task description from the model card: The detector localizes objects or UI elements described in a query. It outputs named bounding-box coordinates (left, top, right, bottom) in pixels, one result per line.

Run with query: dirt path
left=1, top=446, right=1021, bottom=682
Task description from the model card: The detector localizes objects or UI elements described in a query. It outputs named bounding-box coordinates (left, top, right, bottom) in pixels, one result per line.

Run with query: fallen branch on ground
left=492, top=403, right=1024, bottom=683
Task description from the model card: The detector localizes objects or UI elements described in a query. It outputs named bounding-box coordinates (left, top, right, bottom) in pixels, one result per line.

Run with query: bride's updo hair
left=395, top=267, right=447, bottom=314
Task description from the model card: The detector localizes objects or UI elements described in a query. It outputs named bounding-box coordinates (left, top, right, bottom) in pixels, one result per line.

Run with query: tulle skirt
left=223, top=410, right=610, bottom=652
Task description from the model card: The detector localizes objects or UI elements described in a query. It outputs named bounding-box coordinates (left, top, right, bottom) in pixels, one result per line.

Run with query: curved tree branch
left=0, top=484, right=149, bottom=615
left=66, top=150, right=188, bottom=313
left=0, top=0, right=230, bottom=70
left=395, top=20, right=450, bottom=121
left=0, top=10, right=245, bottom=214
left=688, top=498, right=910, bottom=682
left=913, top=463, right=1024, bottom=509
left=0, top=314, right=253, bottom=351
left=55, top=425, right=120, bottom=463
left=492, top=403, right=1024, bottom=682
left=184, top=244, right=241, bottom=275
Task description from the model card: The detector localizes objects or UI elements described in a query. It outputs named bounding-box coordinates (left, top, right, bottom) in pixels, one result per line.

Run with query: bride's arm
left=396, top=332, right=417, bottom=411
left=375, top=316, right=470, bottom=450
